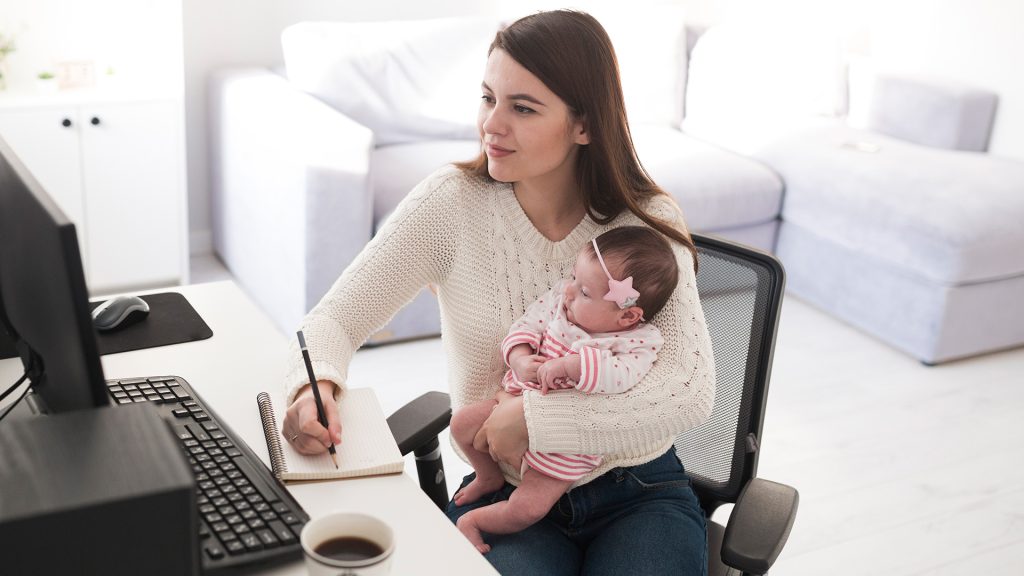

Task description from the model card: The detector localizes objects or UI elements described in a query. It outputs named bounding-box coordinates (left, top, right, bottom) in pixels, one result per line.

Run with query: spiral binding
left=256, top=392, right=286, bottom=477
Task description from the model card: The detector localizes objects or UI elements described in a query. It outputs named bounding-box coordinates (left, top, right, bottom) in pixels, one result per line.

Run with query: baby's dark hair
left=585, top=226, right=680, bottom=320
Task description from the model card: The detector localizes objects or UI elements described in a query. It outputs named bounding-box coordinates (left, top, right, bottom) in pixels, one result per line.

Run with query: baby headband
left=591, top=238, right=640, bottom=309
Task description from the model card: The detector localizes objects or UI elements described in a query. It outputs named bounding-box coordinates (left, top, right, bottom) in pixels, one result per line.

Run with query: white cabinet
left=0, top=96, right=187, bottom=294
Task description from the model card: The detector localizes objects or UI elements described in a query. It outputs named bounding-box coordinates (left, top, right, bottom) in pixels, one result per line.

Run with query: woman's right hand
left=473, top=391, right=528, bottom=470
left=283, top=380, right=343, bottom=455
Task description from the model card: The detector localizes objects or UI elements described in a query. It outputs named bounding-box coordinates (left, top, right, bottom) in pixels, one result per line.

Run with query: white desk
left=0, top=281, right=497, bottom=575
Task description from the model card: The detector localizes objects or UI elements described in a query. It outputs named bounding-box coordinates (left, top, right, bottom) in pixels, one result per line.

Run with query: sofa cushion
left=847, top=70, right=998, bottom=152
left=284, top=11, right=690, bottom=148
left=682, top=23, right=847, bottom=155
left=370, top=129, right=783, bottom=236
left=586, top=6, right=689, bottom=127
left=632, top=125, right=783, bottom=231
left=756, top=123, right=1024, bottom=284
left=371, top=140, right=482, bottom=231
left=282, top=18, right=499, bottom=146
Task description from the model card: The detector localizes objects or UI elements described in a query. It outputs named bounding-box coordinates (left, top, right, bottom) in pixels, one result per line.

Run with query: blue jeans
left=446, top=448, right=707, bottom=576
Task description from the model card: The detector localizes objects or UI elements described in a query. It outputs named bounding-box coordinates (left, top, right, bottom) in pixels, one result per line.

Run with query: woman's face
left=477, top=49, right=589, bottom=187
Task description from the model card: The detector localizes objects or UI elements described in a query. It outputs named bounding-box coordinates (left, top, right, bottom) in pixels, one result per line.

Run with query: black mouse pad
left=89, top=292, right=213, bottom=356
left=1, top=292, right=212, bottom=360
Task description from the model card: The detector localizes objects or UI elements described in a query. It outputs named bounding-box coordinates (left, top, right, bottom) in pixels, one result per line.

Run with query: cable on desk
left=0, top=372, right=30, bottom=422
left=0, top=371, right=27, bottom=403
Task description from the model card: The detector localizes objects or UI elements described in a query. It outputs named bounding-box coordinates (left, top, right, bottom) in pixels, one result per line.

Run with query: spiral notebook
left=255, top=387, right=404, bottom=482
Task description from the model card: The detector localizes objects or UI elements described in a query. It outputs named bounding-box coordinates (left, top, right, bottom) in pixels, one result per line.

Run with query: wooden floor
left=194, top=256, right=1024, bottom=573
left=751, top=299, right=1024, bottom=574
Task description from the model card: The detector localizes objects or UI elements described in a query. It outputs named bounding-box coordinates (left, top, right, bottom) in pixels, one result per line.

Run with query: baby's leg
left=450, top=399, right=506, bottom=505
left=456, top=467, right=571, bottom=553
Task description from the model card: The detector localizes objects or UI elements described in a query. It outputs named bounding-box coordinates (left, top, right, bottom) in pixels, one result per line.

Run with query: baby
left=450, top=225, right=681, bottom=553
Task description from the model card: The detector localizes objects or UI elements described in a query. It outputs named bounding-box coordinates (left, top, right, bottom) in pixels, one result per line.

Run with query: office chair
left=386, top=233, right=798, bottom=575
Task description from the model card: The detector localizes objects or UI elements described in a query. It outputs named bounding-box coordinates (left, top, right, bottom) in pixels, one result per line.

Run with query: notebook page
left=270, top=387, right=404, bottom=481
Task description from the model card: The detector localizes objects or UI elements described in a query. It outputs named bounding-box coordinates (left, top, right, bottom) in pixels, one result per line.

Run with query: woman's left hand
left=473, top=390, right=528, bottom=469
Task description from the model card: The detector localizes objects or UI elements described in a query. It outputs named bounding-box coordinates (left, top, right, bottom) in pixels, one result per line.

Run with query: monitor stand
left=0, top=327, right=15, bottom=360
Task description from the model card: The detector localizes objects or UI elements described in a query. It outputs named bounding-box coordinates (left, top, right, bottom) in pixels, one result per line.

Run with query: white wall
left=182, top=0, right=1024, bottom=257
left=0, top=0, right=182, bottom=92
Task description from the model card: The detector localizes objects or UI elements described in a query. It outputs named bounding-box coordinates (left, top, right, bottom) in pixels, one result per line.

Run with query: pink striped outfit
left=501, top=280, right=664, bottom=481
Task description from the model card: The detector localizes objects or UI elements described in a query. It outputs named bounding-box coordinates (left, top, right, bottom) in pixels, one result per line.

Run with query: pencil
left=297, top=330, right=339, bottom=469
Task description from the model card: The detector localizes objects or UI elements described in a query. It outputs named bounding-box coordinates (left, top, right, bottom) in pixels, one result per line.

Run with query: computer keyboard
left=106, top=375, right=309, bottom=574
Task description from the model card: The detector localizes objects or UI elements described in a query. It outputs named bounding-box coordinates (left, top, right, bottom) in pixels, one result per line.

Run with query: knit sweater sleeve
left=282, top=168, right=462, bottom=403
left=523, top=199, right=716, bottom=456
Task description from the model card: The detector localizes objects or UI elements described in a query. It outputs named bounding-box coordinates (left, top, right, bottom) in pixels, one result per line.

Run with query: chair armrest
left=387, top=391, right=452, bottom=509
left=386, top=391, right=451, bottom=456
left=721, top=477, right=799, bottom=575
left=209, top=67, right=375, bottom=333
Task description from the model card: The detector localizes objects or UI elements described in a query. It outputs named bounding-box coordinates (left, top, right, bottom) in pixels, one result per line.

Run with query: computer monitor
left=0, top=136, right=109, bottom=413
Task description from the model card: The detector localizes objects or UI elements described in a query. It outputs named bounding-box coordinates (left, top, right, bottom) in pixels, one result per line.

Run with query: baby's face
left=563, top=252, right=627, bottom=333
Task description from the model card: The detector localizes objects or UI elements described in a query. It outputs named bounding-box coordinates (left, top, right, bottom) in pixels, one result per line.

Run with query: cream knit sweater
left=284, top=165, right=715, bottom=487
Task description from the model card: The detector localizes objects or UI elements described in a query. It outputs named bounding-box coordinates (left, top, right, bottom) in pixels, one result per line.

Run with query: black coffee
left=314, top=536, right=385, bottom=562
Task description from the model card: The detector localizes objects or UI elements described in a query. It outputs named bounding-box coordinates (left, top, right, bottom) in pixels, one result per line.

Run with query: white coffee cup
left=300, top=512, right=395, bottom=576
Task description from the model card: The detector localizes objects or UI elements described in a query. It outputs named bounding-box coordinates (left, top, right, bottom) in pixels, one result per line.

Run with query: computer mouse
left=92, top=295, right=150, bottom=332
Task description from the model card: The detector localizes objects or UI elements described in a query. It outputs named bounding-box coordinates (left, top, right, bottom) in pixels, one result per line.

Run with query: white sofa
left=681, top=24, right=1024, bottom=364
left=210, top=15, right=1024, bottom=364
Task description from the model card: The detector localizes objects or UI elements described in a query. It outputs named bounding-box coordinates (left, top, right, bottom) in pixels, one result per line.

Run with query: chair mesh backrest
left=674, top=235, right=784, bottom=508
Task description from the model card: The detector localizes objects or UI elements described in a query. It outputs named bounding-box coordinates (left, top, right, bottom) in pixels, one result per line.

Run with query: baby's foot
left=456, top=514, right=491, bottom=554
left=453, top=474, right=505, bottom=506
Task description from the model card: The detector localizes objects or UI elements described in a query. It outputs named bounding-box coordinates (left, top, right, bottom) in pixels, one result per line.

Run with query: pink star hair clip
left=592, top=238, right=640, bottom=309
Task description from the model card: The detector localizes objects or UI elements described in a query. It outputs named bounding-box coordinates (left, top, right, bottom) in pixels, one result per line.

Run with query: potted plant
left=36, top=71, right=58, bottom=94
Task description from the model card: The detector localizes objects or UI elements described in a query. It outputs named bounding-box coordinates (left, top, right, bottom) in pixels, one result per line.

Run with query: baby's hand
left=510, top=354, right=545, bottom=384
left=537, top=358, right=572, bottom=394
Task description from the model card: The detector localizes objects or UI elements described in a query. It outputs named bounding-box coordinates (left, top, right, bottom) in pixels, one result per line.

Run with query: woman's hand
left=283, top=380, right=343, bottom=455
left=473, top=391, right=528, bottom=469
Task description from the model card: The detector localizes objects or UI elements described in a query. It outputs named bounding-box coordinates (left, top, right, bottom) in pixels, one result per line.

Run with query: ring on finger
left=289, top=433, right=300, bottom=442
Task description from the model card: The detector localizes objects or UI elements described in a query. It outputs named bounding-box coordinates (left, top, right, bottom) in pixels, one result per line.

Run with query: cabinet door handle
left=90, top=117, right=101, bottom=126
left=61, top=118, right=73, bottom=128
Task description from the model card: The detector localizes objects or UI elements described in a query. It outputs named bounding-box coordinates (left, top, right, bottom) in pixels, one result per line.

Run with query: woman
left=282, top=10, right=714, bottom=575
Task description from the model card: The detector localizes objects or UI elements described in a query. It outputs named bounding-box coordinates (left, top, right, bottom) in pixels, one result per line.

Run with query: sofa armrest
left=851, top=70, right=998, bottom=152
left=209, top=67, right=375, bottom=334
left=721, top=478, right=799, bottom=575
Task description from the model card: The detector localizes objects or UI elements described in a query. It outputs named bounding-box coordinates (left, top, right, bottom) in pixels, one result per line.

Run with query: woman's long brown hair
left=456, top=10, right=697, bottom=269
